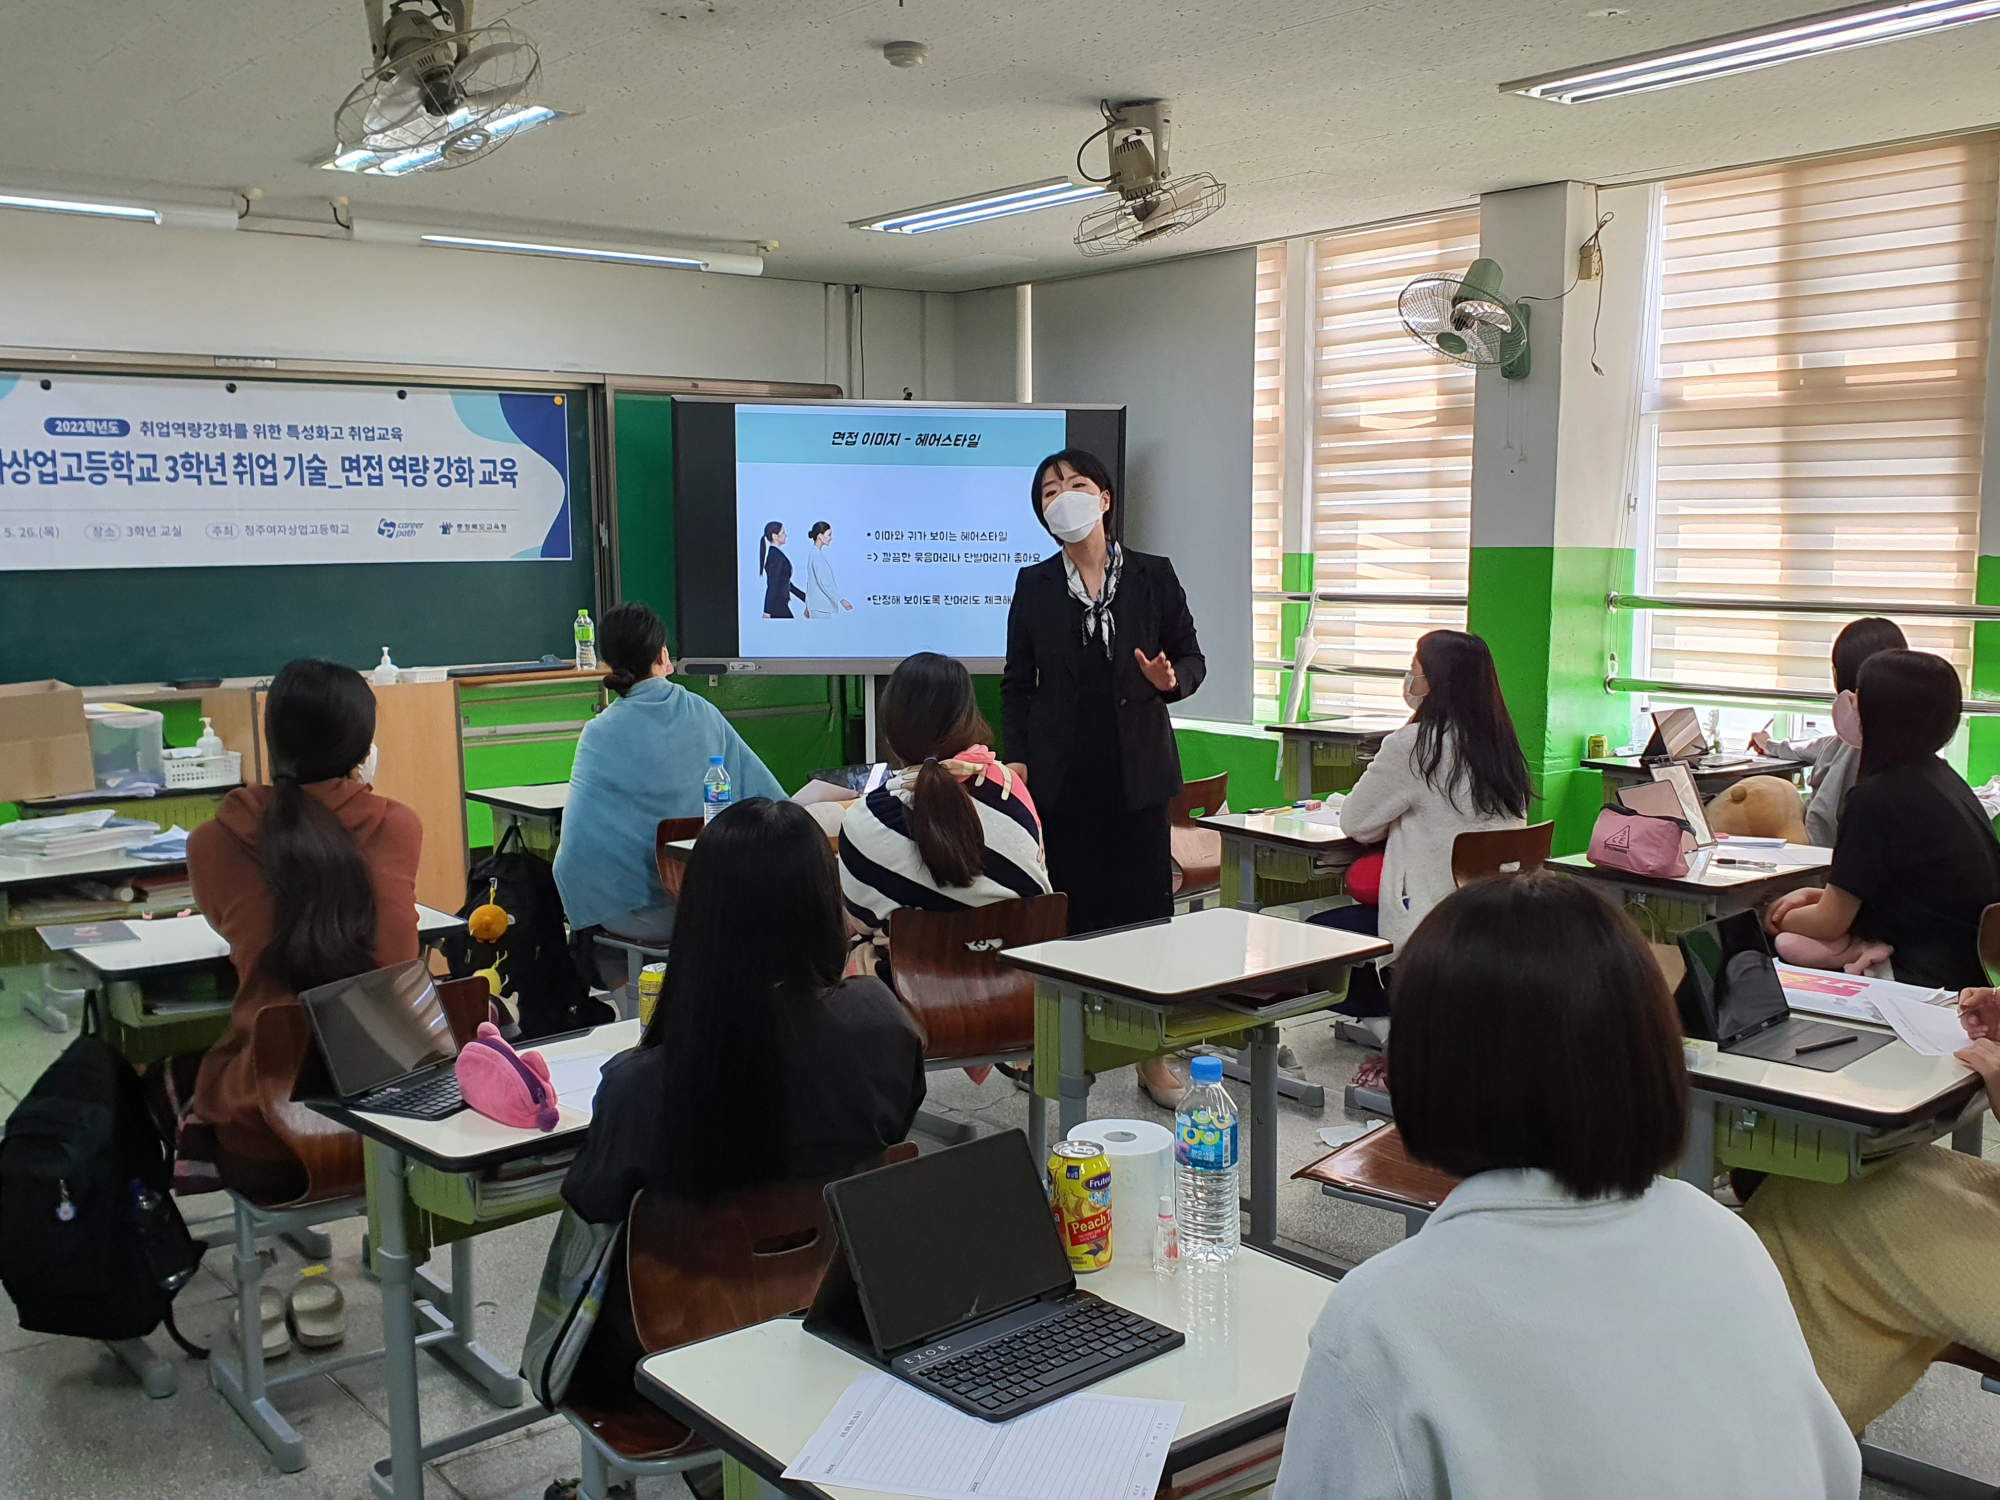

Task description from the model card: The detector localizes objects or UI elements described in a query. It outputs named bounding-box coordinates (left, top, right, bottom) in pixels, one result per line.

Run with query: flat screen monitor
left=670, top=398, right=1125, bottom=674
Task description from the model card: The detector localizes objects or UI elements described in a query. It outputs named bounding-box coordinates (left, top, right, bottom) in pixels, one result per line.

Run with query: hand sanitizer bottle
left=373, top=647, right=399, bottom=686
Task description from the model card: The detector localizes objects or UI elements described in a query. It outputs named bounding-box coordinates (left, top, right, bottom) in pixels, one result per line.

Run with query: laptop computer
left=1640, top=706, right=1708, bottom=764
left=804, top=1130, right=1184, bottom=1422
left=298, top=959, right=468, bottom=1120
left=1674, top=912, right=1893, bottom=1073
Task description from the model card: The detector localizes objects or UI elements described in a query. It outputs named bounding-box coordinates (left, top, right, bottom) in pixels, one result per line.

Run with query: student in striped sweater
left=840, top=653, right=1051, bottom=980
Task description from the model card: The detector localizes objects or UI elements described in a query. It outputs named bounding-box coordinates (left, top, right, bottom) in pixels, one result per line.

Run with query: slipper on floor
left=231, top=1283, right=290, bottom=1360
left=287, top=1265, right=347, bottom=1350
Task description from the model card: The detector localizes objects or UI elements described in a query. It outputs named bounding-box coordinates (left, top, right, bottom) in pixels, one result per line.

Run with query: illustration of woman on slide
left=759, top=521, right=806, bottom=619
left=804, top=521, right=854, bottom=618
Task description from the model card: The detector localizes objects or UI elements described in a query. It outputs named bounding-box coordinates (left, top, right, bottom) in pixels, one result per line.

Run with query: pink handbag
left=1586, top=805, right=1693, bottom=878
left=455, top=1021, right=559, bottom=1131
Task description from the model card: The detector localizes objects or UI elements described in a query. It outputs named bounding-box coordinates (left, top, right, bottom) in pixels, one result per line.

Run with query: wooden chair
left=561, top=1143, right=921, bottom=1500
left=1293, top=1123, right=1461, bottom=1237
left=1859, top=1343, right=2000, bottom=1498
left=652, top=816, right=707, bottom=905
left=1450, top=821, right=1555, bottom=888
left=888, top=894, right=1067, bottom=1153
left=217, top=976, right=491, bottom=1471
left=1169, top=772, right=1230, bottom=909
left=1978, top=903, right=2000, bottom=988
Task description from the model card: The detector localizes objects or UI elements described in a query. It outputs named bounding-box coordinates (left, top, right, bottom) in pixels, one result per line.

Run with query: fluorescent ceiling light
left=0, top=192, right=160, bottom=223
left=853, top=178, right=1113, bottom=234
left=420, top=233, right=708, bottom=268
left=320, top=105, right=566, bottom=175
left=1502, top=0, right=2000, bottom=102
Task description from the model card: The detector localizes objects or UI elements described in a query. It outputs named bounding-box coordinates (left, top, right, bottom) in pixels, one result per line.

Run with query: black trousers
left=1043, top=778, right=1172, bottom=936
left=1308, top=902, right=1390, bottom=1017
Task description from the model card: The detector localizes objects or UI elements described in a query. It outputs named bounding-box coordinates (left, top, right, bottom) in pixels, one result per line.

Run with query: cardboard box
left=0, top=680, right=97, bottom=802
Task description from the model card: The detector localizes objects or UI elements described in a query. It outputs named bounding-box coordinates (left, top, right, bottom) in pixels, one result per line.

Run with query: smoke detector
left=882, top=40, right=929, bottom=67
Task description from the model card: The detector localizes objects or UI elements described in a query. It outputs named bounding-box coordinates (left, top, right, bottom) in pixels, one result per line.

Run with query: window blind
left=1253, top=243, right=1287, bottom=714
left=1644, top=135, right=1999, bottom=695
left=1305, top=210, right=1478, bottom=716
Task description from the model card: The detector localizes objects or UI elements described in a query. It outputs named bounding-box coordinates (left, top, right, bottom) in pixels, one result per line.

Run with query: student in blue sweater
left=553, top=602, right=783, bottom=948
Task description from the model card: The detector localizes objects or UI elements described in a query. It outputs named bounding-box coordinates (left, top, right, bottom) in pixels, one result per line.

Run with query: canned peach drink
left=1048, top=1140, right=1113, bottom=1271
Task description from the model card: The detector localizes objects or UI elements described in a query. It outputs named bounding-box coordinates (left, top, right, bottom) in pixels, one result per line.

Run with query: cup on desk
left=1586, top=734, right=1609, bottom=759
left=1683, top=1037, right=1719, bottom=1072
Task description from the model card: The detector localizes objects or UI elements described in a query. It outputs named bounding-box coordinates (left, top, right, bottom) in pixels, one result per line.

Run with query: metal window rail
left=1605, top=674, right=2000, bottom=717
left=1607, top=591, right=2000, bottom=622
left=1253, top=590, right=1471, bottom=607
left=1254, top=658, right=1405, bottom=680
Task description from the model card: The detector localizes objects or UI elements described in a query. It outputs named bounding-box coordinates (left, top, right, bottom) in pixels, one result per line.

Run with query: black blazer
left=762, top=547, right=805, bottom=618
left=1001, top=548, right=1205, bottom=811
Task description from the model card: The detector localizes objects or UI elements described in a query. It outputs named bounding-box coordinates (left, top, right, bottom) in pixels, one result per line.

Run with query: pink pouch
left=1586, top=806, right=1692, bottom=878
left=455, top=1021, right=559, bottom=1131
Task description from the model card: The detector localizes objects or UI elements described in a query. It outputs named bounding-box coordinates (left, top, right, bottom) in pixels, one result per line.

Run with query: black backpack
left=0, top=1016, right=205, bottom=1352
left=441, top=830, right=613, bottom=1041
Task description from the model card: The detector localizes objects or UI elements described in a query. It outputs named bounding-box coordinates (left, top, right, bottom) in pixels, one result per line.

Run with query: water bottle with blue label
left=702, top=755, right=732, bottom=823
left=1174, top=1054, right=1240, bottom=1264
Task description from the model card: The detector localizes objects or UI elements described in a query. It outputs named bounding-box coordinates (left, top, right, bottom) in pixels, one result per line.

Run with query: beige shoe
left=231, top=1284, right=290, bottom=1360
left=287, top=1265, right=347, bottom=1349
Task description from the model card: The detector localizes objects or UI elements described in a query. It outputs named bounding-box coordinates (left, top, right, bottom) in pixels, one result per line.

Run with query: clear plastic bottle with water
left=1174, top=1054, right=1240, bottom=1264
left=702, top=755, right=732, bottom=823
left=573, top=609, right=596, bottom=672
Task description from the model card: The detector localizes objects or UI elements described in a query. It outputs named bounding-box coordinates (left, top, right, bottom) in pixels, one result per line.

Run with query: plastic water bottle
left=702, top=755, right=732, bottom=823
left=1174, top=1054, right=1240, bottom=1264
left=573, top=609, right=596, bottom=672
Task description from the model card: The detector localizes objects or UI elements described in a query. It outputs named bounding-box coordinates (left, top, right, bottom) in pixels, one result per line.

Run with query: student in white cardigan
left=1275, top=873, right=1860, bottom=1500
left=1309, top=629, right=1529, bottom=1013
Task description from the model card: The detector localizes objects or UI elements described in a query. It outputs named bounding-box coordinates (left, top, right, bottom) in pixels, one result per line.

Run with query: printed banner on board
left=0, top=373, right=572, bottom=570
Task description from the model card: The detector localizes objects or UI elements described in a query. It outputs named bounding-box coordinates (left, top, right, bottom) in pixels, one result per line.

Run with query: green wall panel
left=1469, top=544, right=1635, bottom=853
left=1174, top=725, right=1286, bottom=814
left=1971, top=554, right=2000, bottom=786
left=614, top=392, right=677, bottom=632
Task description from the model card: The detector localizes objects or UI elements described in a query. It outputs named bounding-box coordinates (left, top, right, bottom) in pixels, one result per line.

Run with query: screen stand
left=865, top=673, right=880, bottom=761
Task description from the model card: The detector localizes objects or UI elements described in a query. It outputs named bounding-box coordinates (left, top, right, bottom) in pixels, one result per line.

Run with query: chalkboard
left=0, top=377, right=597, bottom=687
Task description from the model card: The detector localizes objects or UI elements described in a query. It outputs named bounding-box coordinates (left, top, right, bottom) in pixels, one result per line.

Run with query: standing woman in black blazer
left=1003, top=449, right=1205, bottom=1099
left=759, top=521, right=806, bottom=619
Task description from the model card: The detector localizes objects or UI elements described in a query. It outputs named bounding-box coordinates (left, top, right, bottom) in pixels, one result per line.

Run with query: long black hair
left=641, top=797, right=845, bottom=1200
left=1831, top=616, right=1907, bottom=694
left=598, top=600, right=666, bottom=698
left=1857, top=649, right=1962, bottom=780
left=1410, top=629, right=1531, bottom=820
left=758, top=521, right=784, bottom=575
left=880, top=652, right=991, bottom=888
left=258, top=659, right=380, bottom=995
left=1029, top=449, right=1118, bottom=541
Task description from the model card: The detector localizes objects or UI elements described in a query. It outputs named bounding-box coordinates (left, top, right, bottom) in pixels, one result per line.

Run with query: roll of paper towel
left=1068, top=1119, right=1174, bottom=1261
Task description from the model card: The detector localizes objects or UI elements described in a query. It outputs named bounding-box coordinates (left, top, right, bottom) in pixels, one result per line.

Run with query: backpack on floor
left=441, top=828, right=613, bottom=1041
left=0, top=1012, right=205, bottom=1351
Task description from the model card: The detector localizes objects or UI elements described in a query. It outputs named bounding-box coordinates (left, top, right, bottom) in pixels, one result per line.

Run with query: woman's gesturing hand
left=1135, top=649, right=1178, bottom=694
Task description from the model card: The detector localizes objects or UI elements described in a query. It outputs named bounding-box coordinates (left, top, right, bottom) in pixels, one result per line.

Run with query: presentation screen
left=672, top=398, right=1125, bottom=673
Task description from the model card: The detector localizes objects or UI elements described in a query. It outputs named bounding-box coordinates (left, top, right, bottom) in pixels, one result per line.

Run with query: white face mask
left=1042, top=489, right=1104, bottom=544
left=355, top=743, right=380, bottom=785
left=1402, top=671, right=1426, bottom=711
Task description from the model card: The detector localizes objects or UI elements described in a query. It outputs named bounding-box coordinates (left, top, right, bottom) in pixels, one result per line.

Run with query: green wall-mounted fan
left=1398, top=258, right=1531, bottom=380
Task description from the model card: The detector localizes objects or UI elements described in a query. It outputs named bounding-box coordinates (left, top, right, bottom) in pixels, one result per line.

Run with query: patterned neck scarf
left=1062, top=541, right=1122, bottom=658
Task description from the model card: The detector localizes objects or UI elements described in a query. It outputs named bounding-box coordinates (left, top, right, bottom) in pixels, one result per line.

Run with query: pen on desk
left=1793, top=1033, right=1858, bottom=1056
left=1714, top=857, right=1778, bottom=870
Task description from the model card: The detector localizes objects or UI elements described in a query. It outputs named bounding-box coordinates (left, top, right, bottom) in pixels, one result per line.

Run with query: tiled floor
left=0, top=967, right=1991, bottom=1499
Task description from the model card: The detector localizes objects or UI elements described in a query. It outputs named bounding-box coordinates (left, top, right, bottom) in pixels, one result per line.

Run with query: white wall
left=0, top=210, right=842, bottom=384
left=1030, top=251, right=1258, bottom=722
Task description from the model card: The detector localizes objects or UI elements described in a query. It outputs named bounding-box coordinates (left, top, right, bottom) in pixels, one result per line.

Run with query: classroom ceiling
left=0, top=0, right=1997, bottom=292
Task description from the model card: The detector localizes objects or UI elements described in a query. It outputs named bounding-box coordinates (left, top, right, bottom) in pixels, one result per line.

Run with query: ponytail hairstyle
left=259, top=659, right=381, bottom=995
left=1410, top=629, right=1532, bottom=820
left=597, top=601, right=667, bottom=698
left=879, top=652, right=992, bottom=888
left=759, top=521, right=783, bottom=576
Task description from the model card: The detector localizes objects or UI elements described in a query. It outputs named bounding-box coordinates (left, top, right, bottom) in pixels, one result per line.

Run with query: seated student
left=189, top=659, right=421, bottom=1203
left=1274, top=873, right=1859, bottom=1500
left=1745, top=990, right=2000, bottom=1432
left=1309, top=628, right=1530, bottom=1015
left=1766, top=649, right=2000, bottom=989
left=558, top=799, right=925, bottom=1378
left=839, top=651, right=1050, bottom=978
left=553, top=602, right=783, bottom=958
left=1752, top=616, right=1907, bottom=847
